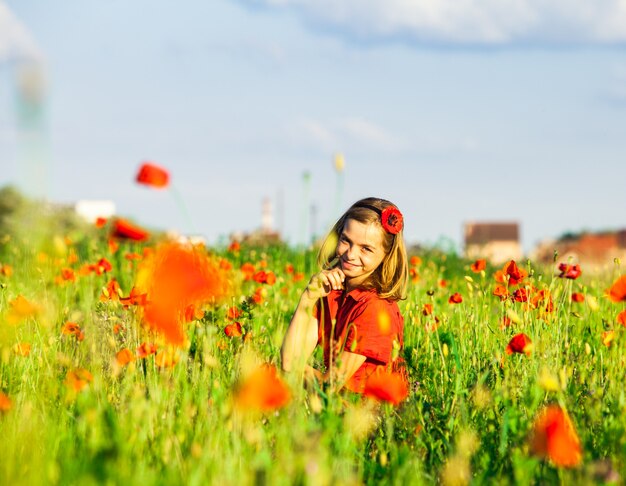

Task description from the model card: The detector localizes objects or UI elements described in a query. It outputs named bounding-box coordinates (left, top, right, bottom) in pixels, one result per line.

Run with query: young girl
left=281, top=197, right=408, bottom=394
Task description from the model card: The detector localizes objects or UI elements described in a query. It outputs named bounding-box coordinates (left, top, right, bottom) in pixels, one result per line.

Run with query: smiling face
left=336, top=218, right=387, bottom=290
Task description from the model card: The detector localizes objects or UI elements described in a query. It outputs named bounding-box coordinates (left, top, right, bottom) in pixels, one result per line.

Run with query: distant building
left=464, top=222, right=522, bottom=264
left=74, top=200, right=116, bottom=223
left=532, top=229, right=626, bottom=268
left=233, top=197, right=283, bottom=246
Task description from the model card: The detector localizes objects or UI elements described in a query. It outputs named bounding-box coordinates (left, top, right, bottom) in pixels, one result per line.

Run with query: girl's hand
left=304, top=268, right=345, bottom=300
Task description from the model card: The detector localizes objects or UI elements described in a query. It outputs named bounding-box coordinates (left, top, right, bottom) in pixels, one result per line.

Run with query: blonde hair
left=317, top=197, right=409, bottom=300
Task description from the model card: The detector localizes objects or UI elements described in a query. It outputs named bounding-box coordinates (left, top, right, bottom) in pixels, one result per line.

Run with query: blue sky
left=1, top=0, right=626, bottom=253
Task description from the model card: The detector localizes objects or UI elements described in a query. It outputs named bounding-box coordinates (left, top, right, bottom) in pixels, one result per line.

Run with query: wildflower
left=184, top=304, right=204, bottom=322
left=409, top=268, right=419, bottom=283
left=505, top=333, right=532, bottom=356
left=602, top=330, right=615, bottom=348
left=513, top=288, right=529, bottom=303
left=252, top=287, right=266, bottom=305
left=136, top=162, right=170, bottom=188
left=0, top=392, right=12, bottom=413
left=493, top=285, right=509, bottom=300
left=227, top=306, right=243, bottom=320
left=62, top=322, right=85, bottom=342
left=470, top=259, right=486, bottom=273
left=95, top=217, right=108, bottom=228
left=362, top=370, right=409, bottom=406
left=234, top=364, right=291, bottom=412
left=410, top=255, right=422, bottom=266
left=607, top=275, right=626, bottom=303
left=495, top=260, right=527, bottom=286
left=558, top=263, right=582, bottom=280
left=13, top=342, right=31, bottom=356
left=571, top=292, right=585, bottom=303
left=224, top=322, right=243, bottom=337
left=7, top=295, right=39, bottom=324
left=530, top=405, right=582, bottom=468
left=227, top=241, right=240, bottom=253
left=119, top=287, right=148, bottom=308
left=0, top=263, right=13, bottom=277
left=100, top=278, right=122, bottom=302
left=240, top=263, right=255, bottom=281
left=137, top=342, right=157, bottom=358
left=116, top=348, right=134, bottom=366
left=422, top=303, right=433, bottom=316
left=448, top=293, right=463, bottom=304
left=57, top=268, right=76, bottom=283
left=617, top=310, right=626, bottom=327
left=65, top=368, right=93, bottom=392
left=111, top=218, right=150, bottom=242
left=94, top=257, right=112, bottom=275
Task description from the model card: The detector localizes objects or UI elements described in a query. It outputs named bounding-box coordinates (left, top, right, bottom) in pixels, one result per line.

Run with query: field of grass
left=1, top=216, right=625, bottom=485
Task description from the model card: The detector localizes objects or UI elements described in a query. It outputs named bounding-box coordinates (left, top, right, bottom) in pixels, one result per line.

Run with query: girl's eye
left=363, top=247, right=372, bottom=253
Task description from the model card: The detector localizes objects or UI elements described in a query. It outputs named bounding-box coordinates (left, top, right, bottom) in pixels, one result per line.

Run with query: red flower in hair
left=136, top=162, right=170, bottom=188
left=381, top=207, right=403, bottom=234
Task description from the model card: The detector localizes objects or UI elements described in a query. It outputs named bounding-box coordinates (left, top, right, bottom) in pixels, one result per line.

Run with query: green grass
left=0, top=231, right=625, bottom=485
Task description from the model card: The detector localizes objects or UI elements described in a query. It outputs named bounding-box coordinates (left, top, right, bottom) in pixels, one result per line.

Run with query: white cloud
left=241, top=0, right=626, bottom=46
left=0, top=2, right=42, bottom=62
left=287, top=116, right=407, bottom=152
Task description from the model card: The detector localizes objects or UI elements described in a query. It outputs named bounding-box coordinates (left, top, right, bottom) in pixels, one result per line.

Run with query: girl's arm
left=281, top=268, right=346, bottom=374
left=280, top=292, right=319, bottom=373
left=325, top=350, right=366, bottom=391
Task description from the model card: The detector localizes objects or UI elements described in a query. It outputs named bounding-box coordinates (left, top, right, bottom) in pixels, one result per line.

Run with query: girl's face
left=336, top=218, right=387, bottom=288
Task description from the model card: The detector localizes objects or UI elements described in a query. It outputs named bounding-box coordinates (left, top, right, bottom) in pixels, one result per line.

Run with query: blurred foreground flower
left=0, top=392, right=12, bottom=413
left=234, top=364, right=291, bottom=412
left=7, top=295, right=39, bottom=324
left=607, top=276, right=626, bottom=303
left=65, top=368, right=93, bottom=392
left=136, top=162, right=170, bottom=188
left=112, top=218, right=150, bottom=242
left=136, top=242, right=231, bottom=345
left=363, top=370, right=409, bottom=406
left=530, top=405, right=582, bottom=468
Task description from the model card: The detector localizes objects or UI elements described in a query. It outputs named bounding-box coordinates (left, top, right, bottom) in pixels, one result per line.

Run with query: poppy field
left=1, top=188, right=626, bottom=485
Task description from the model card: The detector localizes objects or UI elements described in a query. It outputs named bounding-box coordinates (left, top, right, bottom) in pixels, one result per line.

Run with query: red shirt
left=313, top=287, right=404, bottom=393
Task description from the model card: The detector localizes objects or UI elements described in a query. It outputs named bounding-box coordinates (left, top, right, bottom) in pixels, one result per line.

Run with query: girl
left=281, top=197, right=408, bottom=394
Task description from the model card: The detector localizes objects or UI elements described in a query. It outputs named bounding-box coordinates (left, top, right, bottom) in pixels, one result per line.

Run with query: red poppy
left=253, top=271, right=267, bottom=283
left=558, top=263, right=582, bottom=280
left=95, top=257, right=112, bottom=275
left=285, top=264, right=294, bottom=274
left=112, top=218, right=150, bottom=242
left=362, top=370, right=409, bottom=405
left=227, top=306, right=243, bottom=320
left=381, top=207, right=403, bottom=234
left=224, top=322, right=243, bottom=337
left=252, top=287, right=265, bottom=304
left=422, top=303, right=433, bottom=316
left=140, top=242, right=231, bottom=345
left=503, top=260, right=527, bottom=286
left=448, top=292, right=463, bottom=304
left=530, top=405, right=582, bottom=468
left=409, top=268, right=420, bottom=283
left=65, top=368, right=93, bottom=392
left=0, top=392, right=12, bottom=413
left=58, top=268, right=76, bottom=283
left=13, top=342, right=31, bottom=357
left=227, top=241, right=240, bottom=253
left=137, top=342, right=158, bottom=358
left=617, top=310, right=626, bottom=327
left=234, top=364, right=291, bottom=412
left=602, top=330, right=615, bottom=348
left=531, top=289, right=554, bottom=313
left=505, top=333, right=532, bottom=356
left=184, top=304, right=204, bottom=322
left=116, top=348, right=134, bottom=366
left=119, top=287, right=148, bottom=308
left=470, top=259, right=486, bottom=273
left=513, top=288, right=529, bottom=303
left=410, top=255, right=422, bottom=266
left=62, top=322, right=85, bottom=342
left=95, top=217, right=108, bottom=228
left=607, top=275, right=626, bottom=303
left=241, top=263, right=256, bottom=281
left=493, top=285, right=509, bottom=300
left=136, top=162, right=170, bottom=188
left=571, top=292, right=585, bottom=303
